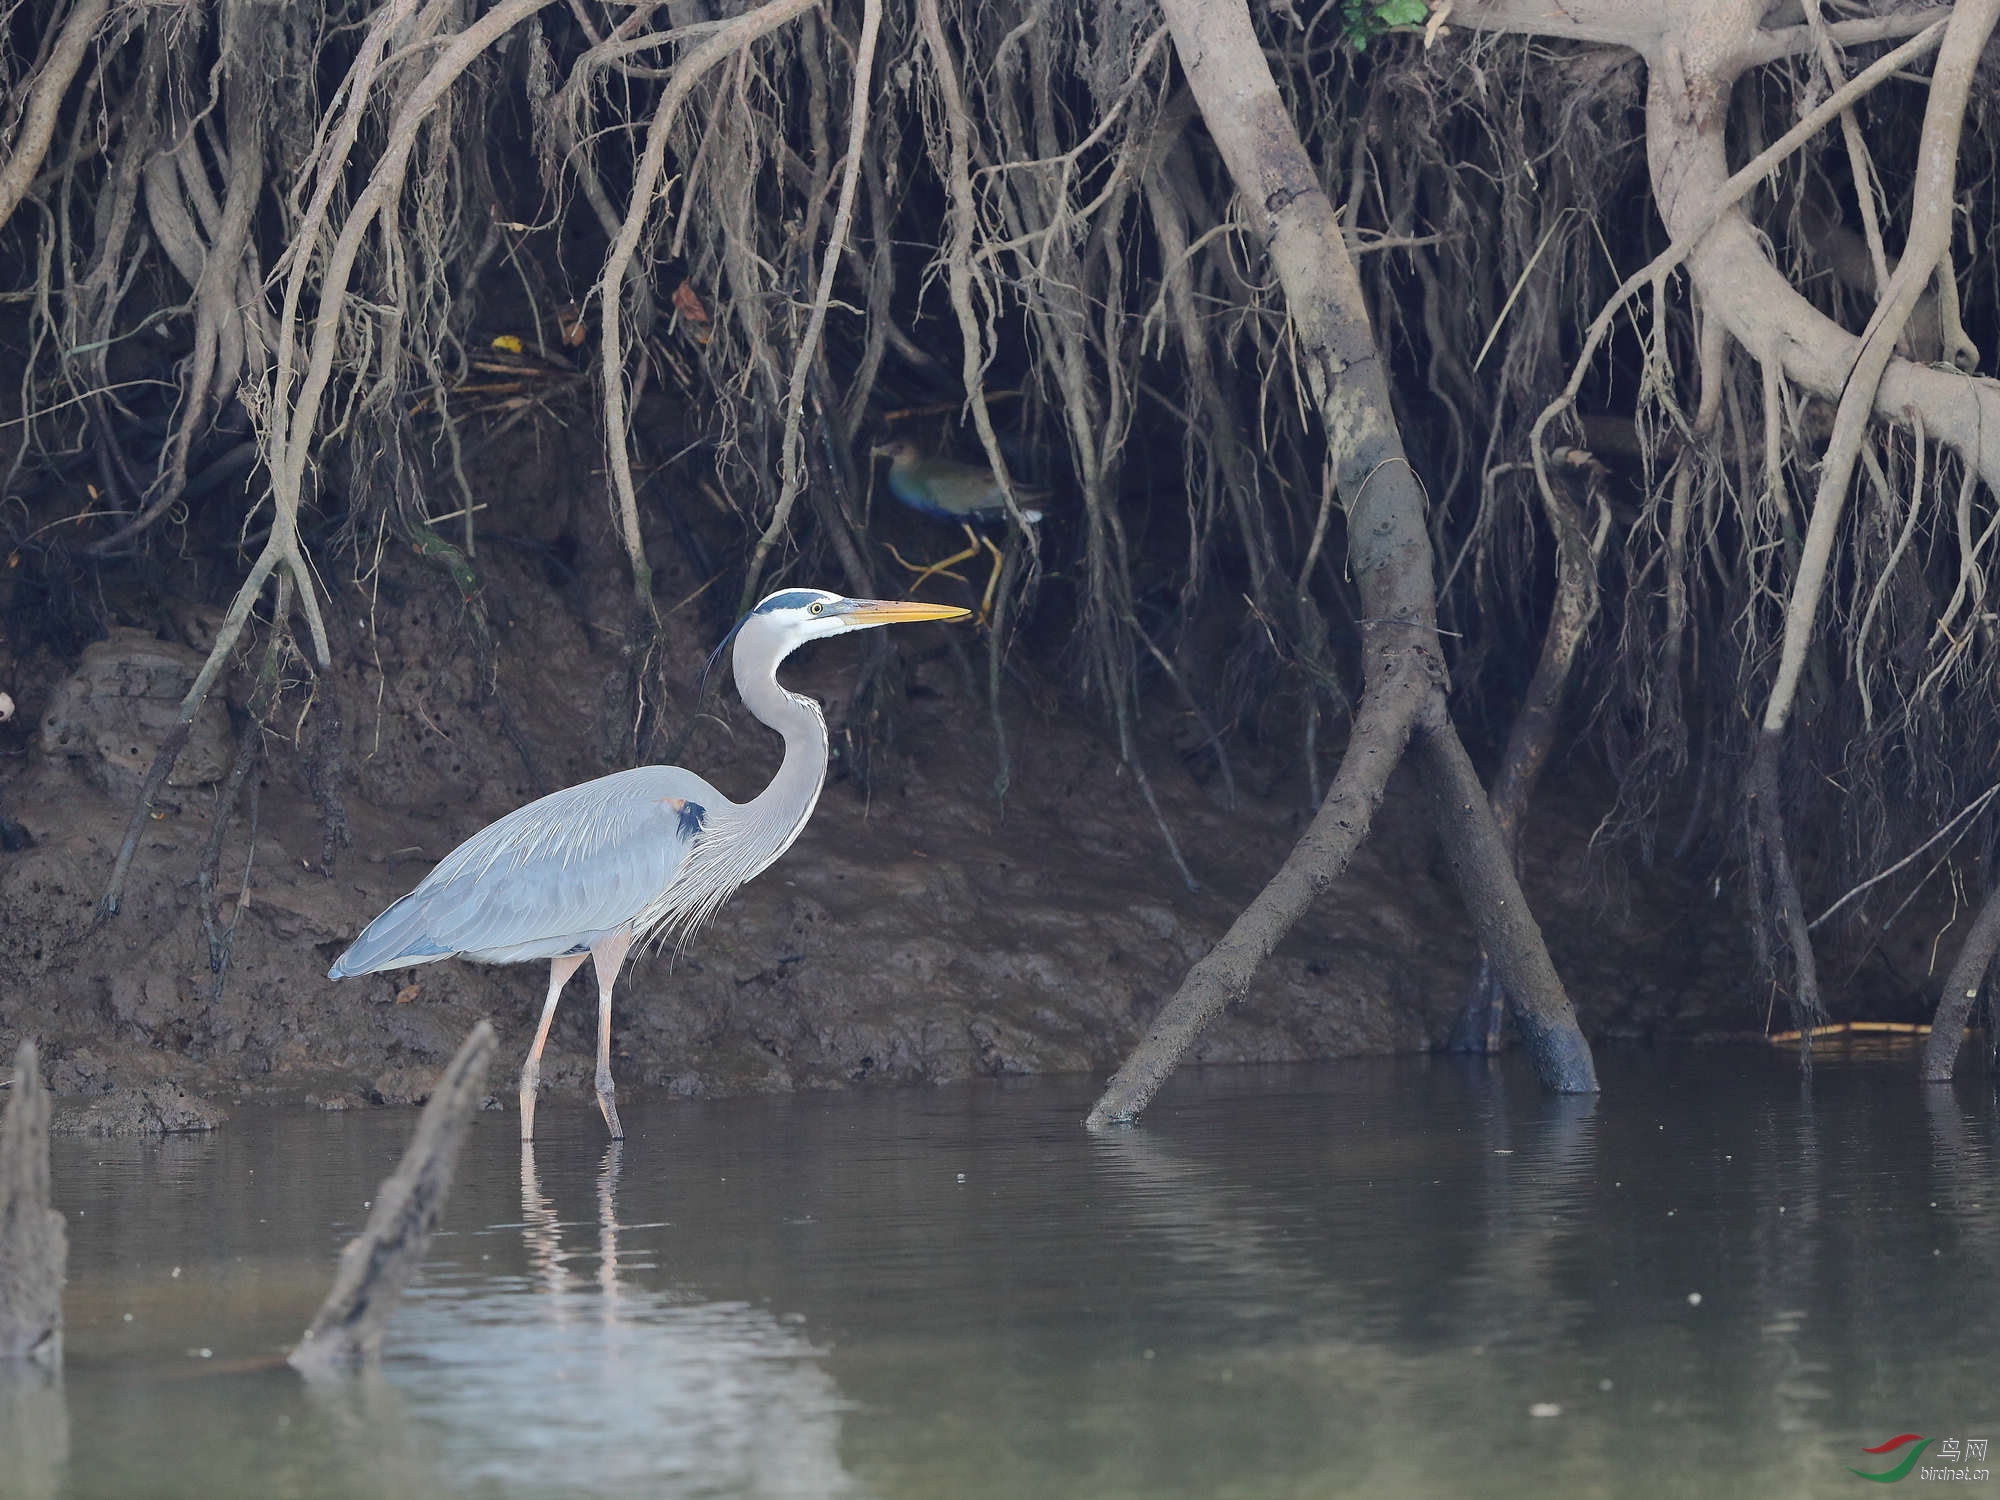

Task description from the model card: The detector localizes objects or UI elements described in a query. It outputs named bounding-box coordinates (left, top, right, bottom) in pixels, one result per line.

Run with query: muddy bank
left=0, top=466, right=1753, bottom=1123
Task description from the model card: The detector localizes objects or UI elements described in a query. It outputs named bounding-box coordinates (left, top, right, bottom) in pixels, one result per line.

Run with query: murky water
left=9, top=1048, right=1998, bottom=1499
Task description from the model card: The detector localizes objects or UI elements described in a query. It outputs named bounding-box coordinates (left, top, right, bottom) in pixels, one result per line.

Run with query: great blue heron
left=328, top=588, right=970, bottom=1140
left=870, top=440, right=1045, bottom=622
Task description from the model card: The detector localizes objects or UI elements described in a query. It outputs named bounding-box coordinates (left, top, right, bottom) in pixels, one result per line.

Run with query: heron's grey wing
left=329, top=766, right=724, bottom=975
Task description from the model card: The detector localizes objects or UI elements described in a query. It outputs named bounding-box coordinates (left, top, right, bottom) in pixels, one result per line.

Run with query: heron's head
left=754, top=586, right=969, bottom=640
left=705, top=589, right=969, bottom=689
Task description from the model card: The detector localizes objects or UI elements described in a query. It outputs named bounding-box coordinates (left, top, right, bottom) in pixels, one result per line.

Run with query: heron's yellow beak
left=841, top=599, right=971, bottom=625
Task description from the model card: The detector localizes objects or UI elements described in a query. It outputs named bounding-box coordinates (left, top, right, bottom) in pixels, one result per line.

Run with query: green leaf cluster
left=1340, top=0, right=1427, bottom=50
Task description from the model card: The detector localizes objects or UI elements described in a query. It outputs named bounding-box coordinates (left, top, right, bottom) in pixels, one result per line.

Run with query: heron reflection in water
left=330, top=589, right=970, bottom=1139
left=521, top=1142, right=629, bottom=1311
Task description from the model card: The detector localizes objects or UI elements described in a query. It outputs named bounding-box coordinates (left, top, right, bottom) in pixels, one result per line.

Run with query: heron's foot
left=596, top=1069, right=624, bottom=1140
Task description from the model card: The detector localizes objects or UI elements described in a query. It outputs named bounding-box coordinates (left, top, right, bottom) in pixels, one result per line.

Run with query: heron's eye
left=809, top=601, right=824, bottom=615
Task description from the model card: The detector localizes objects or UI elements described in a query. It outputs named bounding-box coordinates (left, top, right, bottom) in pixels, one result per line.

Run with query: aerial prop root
left=1744, top=0, right=1998, bottom=1042
left=1086, top=645, right=1606, bottom=1128
left=1489, top=5, right=1966, bottom=1042
left=594, top=0, right=820, bottom=612
left=908, top=0, right=1056, bottom=814
left=98, top=0, right=553, bottom=914
left=1089, top=0, right=1600, bottom=1125
left=0, top=0, right=113, bottom=237
left=1523, top=13, right=1950, bottom=487
left=89, top=5, right=276, bottom=558
left=1922, top=879, right=2000, bottom=1081
left=98, top=544, right=317, bottom=917
left=1443, top=448, right=1610, bottom=1053
left=913, top=0, right=1043, bottom=549
left=1085, top=657, right=1426, bottom=1128
left=741, top=0, right=885, bottom=612
left=195, top=572, right=295, bottom=993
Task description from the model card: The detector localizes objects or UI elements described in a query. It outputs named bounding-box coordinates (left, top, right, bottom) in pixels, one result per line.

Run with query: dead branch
left=288, top=1021, right=496, bottom=1375
left=0, top=1042, right=65, bottom=1364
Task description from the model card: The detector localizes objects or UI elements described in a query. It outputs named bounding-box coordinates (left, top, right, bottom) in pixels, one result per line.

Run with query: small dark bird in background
left=870, top=439, right=1045, bottom=623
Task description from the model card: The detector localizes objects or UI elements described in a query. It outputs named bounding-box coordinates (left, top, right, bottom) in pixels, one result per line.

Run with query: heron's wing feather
left=330, top=766, right=724, bottom=974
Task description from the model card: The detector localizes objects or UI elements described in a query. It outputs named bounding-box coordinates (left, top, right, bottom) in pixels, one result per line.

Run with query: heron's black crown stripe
left=753, top=588, right=824, bottom=614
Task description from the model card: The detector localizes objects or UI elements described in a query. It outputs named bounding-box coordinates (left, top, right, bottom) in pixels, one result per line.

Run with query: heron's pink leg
left=589, top=930, right=635, bottom=1140
left=521, top=952, right=587, bottom=1142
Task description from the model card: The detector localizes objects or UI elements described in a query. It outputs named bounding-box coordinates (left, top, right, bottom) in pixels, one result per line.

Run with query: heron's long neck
left=732, top=645, right=828, bottom=865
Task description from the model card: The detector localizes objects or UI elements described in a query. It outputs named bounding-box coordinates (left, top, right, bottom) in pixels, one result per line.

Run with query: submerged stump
left=288, top=1021, right=496, bottom=1376
left=0, top=1041, right=67, bottom=1363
